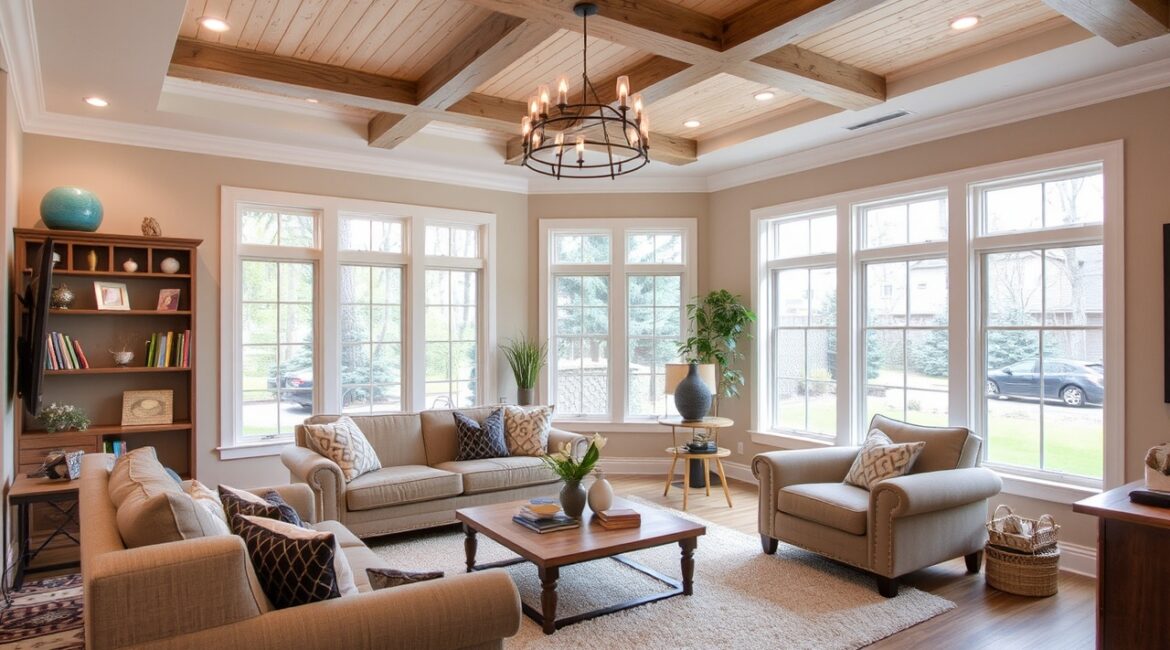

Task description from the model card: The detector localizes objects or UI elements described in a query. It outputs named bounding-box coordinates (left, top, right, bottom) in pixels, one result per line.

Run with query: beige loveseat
left=282, top=407, right=589, bottom=538
left=79, top=454, right=521, bottom=649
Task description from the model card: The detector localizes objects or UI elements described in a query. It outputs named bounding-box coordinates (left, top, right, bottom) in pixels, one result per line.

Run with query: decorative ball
left=40, top=187, right=103, bottom=232
left=50, top=284, right=74, bottom=309
left=123, top=259, right=138, bottom=273
left=160, top=257, right=181, bottom=274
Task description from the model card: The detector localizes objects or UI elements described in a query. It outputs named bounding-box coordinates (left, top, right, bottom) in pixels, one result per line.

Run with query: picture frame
left=94, top=281, right=130, bottom=311
left=157, top=288, right=181, bottom=311
left=121, top=389, right=174, bottom=426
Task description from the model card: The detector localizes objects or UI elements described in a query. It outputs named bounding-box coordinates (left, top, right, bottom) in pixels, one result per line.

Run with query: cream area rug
left=370, top=497, right=954, bottom=649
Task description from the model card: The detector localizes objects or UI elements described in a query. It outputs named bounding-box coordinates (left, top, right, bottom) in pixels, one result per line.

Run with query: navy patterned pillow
left=234, top=514, right=340, bottom=609
left=218, top=485, right=304, bottom=534
left=454, top=408, right=508, bottom=461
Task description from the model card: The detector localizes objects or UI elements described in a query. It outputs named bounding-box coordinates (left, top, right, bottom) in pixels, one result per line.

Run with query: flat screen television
left=17, top=239, right=54, bottom=417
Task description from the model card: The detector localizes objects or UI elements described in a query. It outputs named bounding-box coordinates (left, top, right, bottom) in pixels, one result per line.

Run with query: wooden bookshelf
left=14, top=228, right=201, bottom=479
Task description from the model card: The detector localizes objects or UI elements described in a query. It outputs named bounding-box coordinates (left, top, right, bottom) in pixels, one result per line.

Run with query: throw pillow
left=503, top=405, right=554, bottom=457
left=366, top=568, right=444, bottom=590
left=219, top=485, right=304, bottom=533
left=183, top=480, right=231, bottom=536
left=454, top=408, right=508, bottom=461
left=844, top=429, right=926, bottom=491
left=234, top=515, right=358, bottom=610
left=108, top=447, right=223, bottom=547
left=301, top=416, right=382, bottom=482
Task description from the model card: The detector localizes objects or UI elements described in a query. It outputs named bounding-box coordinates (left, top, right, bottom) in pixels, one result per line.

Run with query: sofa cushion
left=778, top=482, right=870, bottom=536
left=420, top=407, right=497, bottom=465
left=182, top=480, right=230, bottom=536
left=312, top=520, right=365, bottom=549
left=108, top=447, right=224, bottom=548
left=504, top=405, right=554, bottom=456
left=340, top=543, right=390, bottom=593
left=234, top=514, right=357, bottom=609
left=454, top=408, right=508, bottom=461
left=869, top=414, right=974, bottom=472
left=844, top=429, right=926, bottom=490
left=219, top=485, right=304, bottom=533
left=345, top=465, right=463, bottom=512
left=435, top=457, right=558, bottom=495
left=301, top=416, right=382, bottom=481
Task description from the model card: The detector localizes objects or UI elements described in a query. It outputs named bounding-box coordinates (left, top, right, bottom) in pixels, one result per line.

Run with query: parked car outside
left=986, top=358, right=1103, bottom=407
left=268, top=367, right=314, bottom=409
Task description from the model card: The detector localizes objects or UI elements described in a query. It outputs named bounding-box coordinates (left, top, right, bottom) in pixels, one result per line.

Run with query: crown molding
left=527, top=173, right=710, bottom=194
left=0, top=0, right=44, bottom=129
left=706, top=58, right=1170, bottom=192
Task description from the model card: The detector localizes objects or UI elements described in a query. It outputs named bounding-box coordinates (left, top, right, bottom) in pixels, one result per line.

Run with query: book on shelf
left=143, top=330, right=192, bottom=368
left=102, top=440, right=127, bottom=458
left=44, top=332, right=90, bottom=370
left=596, top=508, right=641, bottom=530
left=517, top=506, right=566, bottom=522
left=512, top=514, right=580, bottom=533
left=72, top=338, right=90, bottom=368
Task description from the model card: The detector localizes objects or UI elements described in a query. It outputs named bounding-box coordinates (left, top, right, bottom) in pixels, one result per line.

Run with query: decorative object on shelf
left=500, top=334, right=546, bottom=406
left=665, top=362, right=716, bottom=422
left=141, top=216, right=162, bottom=237
left=93, top=281, right=130, bottom=310
left=1145, top=443, right=1170, bottom=491
left=678, top=290, right=757, bottom=410
left=157, top=288, right=180, bottom=311
left=38, top=403, right=90, bottom=433
left=122, top=258, right=138, bottom=273
left=160, top=257, right=181, bottom=274
left=519, top=2, right=649, bottom=179
left=39, top=186, right=103, bottom=232
left=110, top=349, right=134, bottom=367
left=541, top=433, right=606, bottom=519
left=27, top=448, right=83, bottom=480
left=86, top=249, right=98, bottom=271
left=51, top=251, right=61, bottom=267
left=587, top=469, right=613, bottom=513
left=50, top=284, right=75, bottom=309
left=121, top=389, right=174, bottom=426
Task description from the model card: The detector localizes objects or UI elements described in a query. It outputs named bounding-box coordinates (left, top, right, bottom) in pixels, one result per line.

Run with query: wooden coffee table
left=456, top=496, right=705, bottom=635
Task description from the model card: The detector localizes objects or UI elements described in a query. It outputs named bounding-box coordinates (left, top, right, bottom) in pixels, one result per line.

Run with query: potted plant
left=38, top=403, right=90, bottom=433
left=677, top=290, right=757, bottom=410
left=500, top=334, right=547, bottom=406
left=542, top=434, right=606, bottom=518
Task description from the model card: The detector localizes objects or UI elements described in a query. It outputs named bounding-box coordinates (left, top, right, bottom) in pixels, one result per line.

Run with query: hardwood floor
left=609, top=474, right=1096, bottom=649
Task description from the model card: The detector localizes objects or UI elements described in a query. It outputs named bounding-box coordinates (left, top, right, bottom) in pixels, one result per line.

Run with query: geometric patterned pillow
left=301, top=416, right=382, bottom=482
left=233, top=514, right=342, bottom=610
left=844, top=429, right=926, bottom=491
left=218, top=485, right=304, bottom=534
left=454, top=408, right=508, bottom=461
left=503, top=405, right=554, bottom=457
left=366, top=567, right=444, bottom=590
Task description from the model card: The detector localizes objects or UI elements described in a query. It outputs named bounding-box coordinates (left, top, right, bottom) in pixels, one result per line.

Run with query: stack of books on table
left=512, top=499, right=580, bottom=534
left=596, top=508, right=642, bottom=530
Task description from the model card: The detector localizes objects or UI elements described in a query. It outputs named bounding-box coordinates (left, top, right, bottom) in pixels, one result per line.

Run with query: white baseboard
left=598, top=457, right=758, bottom=485
left=1057, top=541, right=1097, bottom=578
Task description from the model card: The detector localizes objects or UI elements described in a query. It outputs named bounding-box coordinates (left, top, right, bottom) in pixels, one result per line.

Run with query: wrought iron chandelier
left=520, top=2, right=650, bottom=179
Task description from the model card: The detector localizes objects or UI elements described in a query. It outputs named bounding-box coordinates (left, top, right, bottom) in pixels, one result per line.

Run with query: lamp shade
left=665, top=363, right=716, bottom=395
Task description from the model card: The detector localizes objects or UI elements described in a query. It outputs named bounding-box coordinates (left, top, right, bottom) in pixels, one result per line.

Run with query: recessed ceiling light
left=950, top=15, right=980, bottom=31
left=683, top=119, right=701, bottom=128
left=754, top=91, right=775, bottom=102
left=83, top=96, right=109, bottom=108
left=198, top=16, right=230, bottom=32
left=305, top=98, right=319, bottom=104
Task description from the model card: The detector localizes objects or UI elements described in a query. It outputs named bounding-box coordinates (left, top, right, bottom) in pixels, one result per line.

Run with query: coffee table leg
left=679, top=538, right=696, bottom=596
left=539, top=565, right=559, bottom=635
left=462, top=524, right=477, bottom=573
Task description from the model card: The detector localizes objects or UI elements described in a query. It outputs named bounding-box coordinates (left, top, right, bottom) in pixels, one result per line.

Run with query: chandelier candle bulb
left=529, top=97, right=540, bottom=120
left=633, top=94, right=644, bottom=118
left=639, top=115, right=650, bottom=139
left=575, top=136, right=585, bottom=164
left=617, top=75, right=630, bottom=107
left=521, top=116, right=531, bottom=136
left=556, top=77, right=569, bottom=106
left=538, top=84, right=551, bottom=114
left=555, top=132, right=565, bottom=152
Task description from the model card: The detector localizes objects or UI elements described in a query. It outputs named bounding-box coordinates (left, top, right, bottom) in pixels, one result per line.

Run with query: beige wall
left=708, top=87, right=1170, bottom=549
left=18, top=135, right=528, bottom=488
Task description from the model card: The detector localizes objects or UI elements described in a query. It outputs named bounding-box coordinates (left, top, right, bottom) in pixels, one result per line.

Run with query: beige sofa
left=80, top=454, right=521, bottom=649
left=282, top=407, right=589, bottom=538
left=754, top=415, right=1003, bottom=597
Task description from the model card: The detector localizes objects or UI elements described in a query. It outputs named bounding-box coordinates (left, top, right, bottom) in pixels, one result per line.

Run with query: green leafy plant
left=500, top=334, right=547, bottom=390
left=39, top=403, right=90, bottom=433
left=678, top=290, right=757, bottom=399
left=542, top=434, right=606, bottom=483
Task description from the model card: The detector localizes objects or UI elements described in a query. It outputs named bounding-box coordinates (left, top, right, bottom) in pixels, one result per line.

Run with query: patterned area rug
left=0, top=574, right=84, bottom=649
left=370, top=496, right=957, bottom=649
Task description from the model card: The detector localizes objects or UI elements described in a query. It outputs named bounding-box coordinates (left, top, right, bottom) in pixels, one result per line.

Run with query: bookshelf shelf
left=24, top=421, right=194, bottom=437
left=45, top=367, right=191, bottom=376
left=25, top=269, right=192, bottom=279
left=49, top=309, right=192, bottom=316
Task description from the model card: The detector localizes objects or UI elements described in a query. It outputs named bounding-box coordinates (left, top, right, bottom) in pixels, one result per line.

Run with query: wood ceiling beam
left=416, top=15, right=558, bottom=111
left=368, top=113, right=435, bottom=149
left=1041, top=0, right=1168, bottom=45
left=739, top=45, right=885, bottom=110
left=721, top=0, right=889, bottom=61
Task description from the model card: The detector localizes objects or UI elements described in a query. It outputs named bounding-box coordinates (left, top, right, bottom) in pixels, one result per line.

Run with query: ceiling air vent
left=844, top=110, right=910, bottom=131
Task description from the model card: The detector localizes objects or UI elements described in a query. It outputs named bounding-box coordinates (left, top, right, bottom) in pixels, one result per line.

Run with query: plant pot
left=517, top=387, right=535, bottom=406
left=560, top=480, right=587, bottom=519
left=673, top=362, right=713, bottom=422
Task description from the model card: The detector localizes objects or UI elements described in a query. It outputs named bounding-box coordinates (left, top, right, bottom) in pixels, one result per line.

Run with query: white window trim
left=220, top=186, right=496, bottom=458
left=750, top=141, right=1124, bottom=500
left=538, top=218, right=698, bottom=426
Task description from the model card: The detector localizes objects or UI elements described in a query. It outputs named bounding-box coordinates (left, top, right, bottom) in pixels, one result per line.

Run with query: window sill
left=995, top=471, right=1100, bottom=505
left=552, top=421, right=670, bottom=434
left=217, top=440, right=293, bottom=460
left=749, top=430, right=836, bottom=450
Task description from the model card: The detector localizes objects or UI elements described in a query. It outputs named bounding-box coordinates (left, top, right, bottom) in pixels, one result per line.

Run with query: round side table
left=658, top=416, right=734, bottom=509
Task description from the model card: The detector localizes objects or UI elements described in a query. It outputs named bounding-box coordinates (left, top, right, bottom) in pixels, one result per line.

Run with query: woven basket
left=985, top=543, right=1060, bottom=597
left=987, top=504, right=1060, bottom=553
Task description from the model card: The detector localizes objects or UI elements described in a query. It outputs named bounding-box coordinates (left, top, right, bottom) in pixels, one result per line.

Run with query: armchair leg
left=760, top=535, right=778, bottom=555
left=965, top=550, right=984, bottom=574
left=876, top=575, right=898, bottom=598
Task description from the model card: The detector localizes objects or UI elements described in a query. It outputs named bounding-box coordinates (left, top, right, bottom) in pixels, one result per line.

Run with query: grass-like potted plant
left=500, top=334, right=547, bottom=406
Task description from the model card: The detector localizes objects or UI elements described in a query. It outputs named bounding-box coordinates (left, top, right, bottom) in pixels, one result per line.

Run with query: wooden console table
left=1073, top=481, right=1170, bottom=649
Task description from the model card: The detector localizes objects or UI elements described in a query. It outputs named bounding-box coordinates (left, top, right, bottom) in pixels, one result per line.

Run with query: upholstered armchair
left=753, top=415, right=1003, bottom=597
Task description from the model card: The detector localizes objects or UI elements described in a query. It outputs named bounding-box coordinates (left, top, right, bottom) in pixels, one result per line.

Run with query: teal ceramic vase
left=40, top=187, right=103, bottom=232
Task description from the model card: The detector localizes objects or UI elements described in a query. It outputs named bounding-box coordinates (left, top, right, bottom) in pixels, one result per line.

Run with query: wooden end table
left=663, top=446, right=732, bottom=510
left=456, top=496, right=705, bottom=635
left=9, top=476, right=81, bottom=590
left=658, top=416, right=734, bottom=507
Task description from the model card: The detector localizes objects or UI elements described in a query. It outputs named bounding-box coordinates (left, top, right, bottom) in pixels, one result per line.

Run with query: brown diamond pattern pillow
left=234, top=514, right=342, bottom=610
left=302, top=416, right=382, bottom=482
left=844, top=429, right=926, bottom=491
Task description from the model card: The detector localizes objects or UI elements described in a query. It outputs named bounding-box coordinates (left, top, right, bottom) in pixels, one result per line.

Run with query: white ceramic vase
left=160, top=257, right=180, bottom=274
left=588, top=470, right=614, bottom=513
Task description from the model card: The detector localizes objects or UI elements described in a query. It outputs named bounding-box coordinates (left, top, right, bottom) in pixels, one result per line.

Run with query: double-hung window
left=540, top=219, right=696, bottom=425
left=221, top=188, right=495, bottom=458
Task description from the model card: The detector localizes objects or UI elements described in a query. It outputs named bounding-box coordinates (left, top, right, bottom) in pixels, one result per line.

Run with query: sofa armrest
left=872, top=467, right=1003, bottom=518
left=144, top=570, right=521, bottom=649
left=86, top=536, right=266, bottom=649
left=281, top=445, right=346, bottom=522
left=247, top=483, right=316, bottom=523
left=549, top=427, right=590, bottom=459
left=752, top=446, right=860, bottom=493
